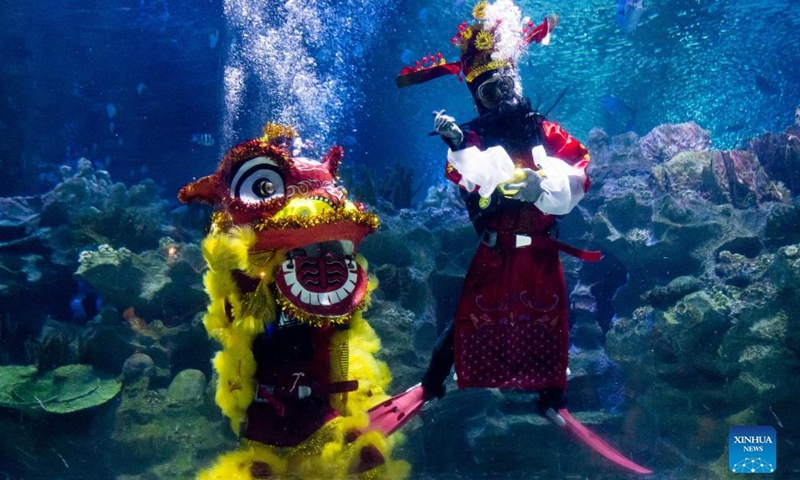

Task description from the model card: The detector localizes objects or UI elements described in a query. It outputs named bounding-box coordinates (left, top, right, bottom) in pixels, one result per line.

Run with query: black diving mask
left=476, top=75, right=516, bottom=108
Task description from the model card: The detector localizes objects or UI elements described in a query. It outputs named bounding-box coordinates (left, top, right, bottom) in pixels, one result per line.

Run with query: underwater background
left=1, top=0, right=799, bottom=478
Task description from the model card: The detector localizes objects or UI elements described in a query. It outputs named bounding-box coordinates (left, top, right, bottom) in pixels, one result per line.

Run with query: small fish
left=794, top=105, right=800, bottom=127
left=106, top=103, right=117, bottom=119
left=418, top=7, right=428, bottom=21
left=769, top=406, right=784, bottom=428
left=209, top=29, right=219, bottom=49
left=599, top=96, right=637, bottom=132
left=136, top=82, right=147, bottom=95
left=191, top=133, right=216, bottom=147
left=51, top=448, right=69, bottom=469
left=616, top=0, right=644, bottom=34
left=123, top=307, right=157, bottom=338
left=599, top=96, right=633, bottom=117
left=755, top=73, right=779, bottom=94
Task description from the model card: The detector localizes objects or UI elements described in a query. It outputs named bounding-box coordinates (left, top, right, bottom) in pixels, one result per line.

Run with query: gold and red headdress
left=396, top=0, right=557, bottom=88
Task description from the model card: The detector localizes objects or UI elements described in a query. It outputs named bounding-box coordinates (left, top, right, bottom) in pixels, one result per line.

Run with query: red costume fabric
left=245, top=322, right=343, bottom=447
left=447, top=119, right=590, bottom=391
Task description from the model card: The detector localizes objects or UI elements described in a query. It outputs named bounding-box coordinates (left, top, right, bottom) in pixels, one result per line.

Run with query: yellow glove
left=498, top=168, right=546, bottom=202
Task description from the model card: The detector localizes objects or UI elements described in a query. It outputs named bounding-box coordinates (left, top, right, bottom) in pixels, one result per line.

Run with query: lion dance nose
left=276, top=197, right=339, bottom=220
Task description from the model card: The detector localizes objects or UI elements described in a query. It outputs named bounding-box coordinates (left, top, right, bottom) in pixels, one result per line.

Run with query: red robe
left=447, top=120, right=590, bottom=391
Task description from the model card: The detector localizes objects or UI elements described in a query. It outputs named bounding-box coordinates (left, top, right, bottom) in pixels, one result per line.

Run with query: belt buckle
left=514, top=234, right=532, bottom=248
left=482, top=230, right=497, bottom=247
left=253, top=384, right=286, bottom=417
left=253, top=384, right=274, bottom=403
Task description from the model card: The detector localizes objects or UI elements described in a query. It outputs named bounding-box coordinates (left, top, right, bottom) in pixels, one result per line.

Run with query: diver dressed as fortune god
left=384, top=0, right=653, bottom=474
left=179, top=124, right=410, bottom=479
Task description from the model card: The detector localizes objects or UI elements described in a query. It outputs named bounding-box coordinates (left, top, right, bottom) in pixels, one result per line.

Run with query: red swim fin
left=547, top=408, right=653, bottom=475
left=367, top=383, right=427, bottom=436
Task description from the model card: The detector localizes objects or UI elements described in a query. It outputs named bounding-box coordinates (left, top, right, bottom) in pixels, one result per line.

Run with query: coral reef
left=639, top=122, right=712, bottom=166
left=585, top=129, right=648, bottom=179
left=589, top=123, right=800, bottom=476
left=605, top=243, right=800, bottom=472
left=0, top=364, right=120, bottom=414
left=748, top=126, right=800, bottom=194
left=79, top=305, right=212, bottom=384
left=2, top=119, right=800, bottom=478
left=0, top=159, right=197, bottom=367
left=121, top=352, right=156, bottom=383
left=0, top=162, right=221, bottom=479
left=110, top=368, right=232, bottom=479
left=75, top=238, right=206, bottom=323
left=40, top=159, right=173, bottom=259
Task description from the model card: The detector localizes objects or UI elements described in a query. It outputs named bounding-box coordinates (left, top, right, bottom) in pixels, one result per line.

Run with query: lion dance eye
left=229, top=156, right=285, bottom=204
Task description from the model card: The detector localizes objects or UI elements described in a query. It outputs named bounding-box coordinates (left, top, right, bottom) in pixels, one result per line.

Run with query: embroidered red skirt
left=453, top=241, right=569, bottom=391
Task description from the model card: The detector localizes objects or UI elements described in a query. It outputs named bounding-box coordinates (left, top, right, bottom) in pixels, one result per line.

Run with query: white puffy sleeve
left=446, top=146, right=515, bottom=198
left=531, top=146, right=587, bottom=215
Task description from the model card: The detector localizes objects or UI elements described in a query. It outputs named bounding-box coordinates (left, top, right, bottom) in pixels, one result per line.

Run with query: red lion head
left=179, top=124, right=379, bottom=324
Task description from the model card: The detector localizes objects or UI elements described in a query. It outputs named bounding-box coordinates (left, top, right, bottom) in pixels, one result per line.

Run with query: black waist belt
left=482, top=230, right=601, bottom=262
left=254, top=379, right=359, bottom=414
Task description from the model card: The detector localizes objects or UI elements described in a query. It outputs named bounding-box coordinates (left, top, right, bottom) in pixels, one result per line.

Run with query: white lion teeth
left=318, top=292, right=333, bottom=306
left=306, top=291, right=335, bottom=306
left=341, top=279, right=355, bottom=295
left=282, top=259, right=359, bottom=306
left=283, top=269, right=303, bottom=296
left=291, top=283, right=302, bottom=297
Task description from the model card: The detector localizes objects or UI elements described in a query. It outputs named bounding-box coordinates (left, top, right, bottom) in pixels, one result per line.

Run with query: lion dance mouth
left=276, top=240, right=364, bottom=317
left=257, top=202, right=379, bottom=325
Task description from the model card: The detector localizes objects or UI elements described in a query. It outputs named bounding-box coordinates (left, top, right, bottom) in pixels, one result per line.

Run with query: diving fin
left=545, top=408, right=653, bottom=475
left=367, top=383, right=427, bottom=436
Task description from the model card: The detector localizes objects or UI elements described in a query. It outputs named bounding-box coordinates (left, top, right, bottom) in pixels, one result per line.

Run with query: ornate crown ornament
left=396, top=0, right=557, bottom=88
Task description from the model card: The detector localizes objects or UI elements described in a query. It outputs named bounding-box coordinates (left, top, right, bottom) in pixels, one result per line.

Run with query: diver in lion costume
left=179, top=123, right=410, bottom=479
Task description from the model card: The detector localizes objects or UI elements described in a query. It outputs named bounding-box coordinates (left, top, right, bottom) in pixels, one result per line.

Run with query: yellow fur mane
left=197, top=226, right=408, bottom=479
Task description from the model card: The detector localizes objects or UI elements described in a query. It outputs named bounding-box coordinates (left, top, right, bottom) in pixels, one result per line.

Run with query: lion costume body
left=179, top=124, right=409, bottom=479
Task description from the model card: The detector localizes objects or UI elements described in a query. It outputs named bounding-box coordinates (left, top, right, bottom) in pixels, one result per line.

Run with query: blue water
left=1, top=0, right=799, bottom=479
left=2, top=0, right=798, bottom=198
